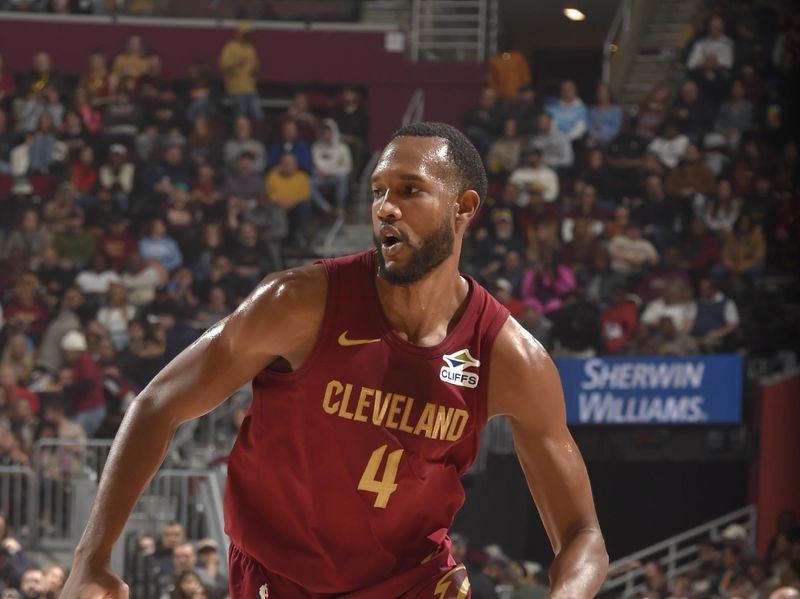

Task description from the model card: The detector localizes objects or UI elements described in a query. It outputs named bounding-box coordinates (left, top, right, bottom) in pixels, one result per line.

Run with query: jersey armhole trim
left=255, top=260, right=336, bottom=383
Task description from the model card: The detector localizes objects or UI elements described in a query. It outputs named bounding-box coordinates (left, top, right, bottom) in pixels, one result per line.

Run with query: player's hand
left=61, top=558, right=129, bottom=599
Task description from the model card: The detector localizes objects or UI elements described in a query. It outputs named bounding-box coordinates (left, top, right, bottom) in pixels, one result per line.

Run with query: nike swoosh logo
left=338, top=331, right=382, bottom=346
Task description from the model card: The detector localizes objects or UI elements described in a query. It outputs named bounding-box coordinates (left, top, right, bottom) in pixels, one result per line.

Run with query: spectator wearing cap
left=267, top=120, right=313, bottom=173
left=310, top=118, right=352, bottom=216
left=223, top=116, right=266, bottom=175
left=587, top=83, right=623, bottom=148
left=139, top=218, right=183, bottom=273
left=195, top=539, right=227, bottom=594
left=530, top=112, right=574, bottom=170
left=61, top=330, right=105, bottom=436
left=486, top=118, right=524, bottom=179
left=509, top=149, right=559, bottom=203
left=546, top=80, right=588, bottom=143
left=219, top=22, right=263, bottom=121
left=52, top=210, right=95, bottom=270
left=99, top=144, right=135, bottom=205
left=491, top=279, right=524, bottom=320
left=687, top=16, right=735, bottom=72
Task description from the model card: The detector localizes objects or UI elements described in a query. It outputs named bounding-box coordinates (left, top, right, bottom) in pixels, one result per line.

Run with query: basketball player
left=63, top=123, right=607, bottom=599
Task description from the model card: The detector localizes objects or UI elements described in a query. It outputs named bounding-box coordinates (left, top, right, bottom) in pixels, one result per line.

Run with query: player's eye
left=403, top=185, right=420, bottom=196
left=372, top=188, right=385, bottom=200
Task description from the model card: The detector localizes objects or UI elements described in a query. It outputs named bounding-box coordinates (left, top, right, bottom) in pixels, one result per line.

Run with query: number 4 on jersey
left=358, top=445, right=404, bottom=508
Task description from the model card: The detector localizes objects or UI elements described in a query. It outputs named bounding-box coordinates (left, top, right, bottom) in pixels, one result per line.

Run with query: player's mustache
left=379, top=222, right=407, bottom=242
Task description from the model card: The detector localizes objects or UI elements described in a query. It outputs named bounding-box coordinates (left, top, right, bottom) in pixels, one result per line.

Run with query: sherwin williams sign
left=555, top=355, right=744, bottom=425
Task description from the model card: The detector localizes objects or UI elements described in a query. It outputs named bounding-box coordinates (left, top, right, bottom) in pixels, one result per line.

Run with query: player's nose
left=375, top=194, right=401, bottom=221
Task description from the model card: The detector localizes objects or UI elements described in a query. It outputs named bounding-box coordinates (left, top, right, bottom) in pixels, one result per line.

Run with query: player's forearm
left=548, top=527, right=608, bottom=599
left=74, top=395, right=178, bottom=563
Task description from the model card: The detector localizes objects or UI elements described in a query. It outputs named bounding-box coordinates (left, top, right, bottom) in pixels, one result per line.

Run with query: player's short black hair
left=389, top=121, right=488, bottom=205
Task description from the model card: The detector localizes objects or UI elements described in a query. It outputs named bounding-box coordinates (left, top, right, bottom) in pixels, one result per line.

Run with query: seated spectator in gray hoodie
left=310, top=119, right=352, bottom=217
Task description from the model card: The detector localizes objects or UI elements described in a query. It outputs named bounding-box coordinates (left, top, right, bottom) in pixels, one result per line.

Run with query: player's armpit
left=142, top=263, right=328, bottom=426
left=486, top=318, right=608, bottom=599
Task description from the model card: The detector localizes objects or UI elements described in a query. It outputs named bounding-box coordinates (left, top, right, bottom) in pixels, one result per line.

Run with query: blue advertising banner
left=554, top=355, right=744, bottom=425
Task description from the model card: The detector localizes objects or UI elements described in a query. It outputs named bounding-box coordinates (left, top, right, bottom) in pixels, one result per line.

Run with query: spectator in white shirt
left=96, top=283, right=137, bottom=350
left=687, top=16, right=735, bottom=71
left=509, top=148, right=559, bottom=202
left=75, top=253, right=120, bottom=304
left=641, top=280, right=696, bottom=333
left=648, top=120, right=690, bottom=169
left=609, top=223, right=660, bottom=277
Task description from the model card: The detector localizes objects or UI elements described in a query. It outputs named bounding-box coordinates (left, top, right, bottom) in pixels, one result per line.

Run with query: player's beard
left=374, top=212, right=455, bottom=285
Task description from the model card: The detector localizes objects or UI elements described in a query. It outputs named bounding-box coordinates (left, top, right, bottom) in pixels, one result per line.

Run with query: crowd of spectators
left=464, top=1, right=799, bottom=362
left=0, top=26, right=367, bottom=459
left=0, top=513, right=65, bottom=599
left=448, top=512, right=800, bottom=599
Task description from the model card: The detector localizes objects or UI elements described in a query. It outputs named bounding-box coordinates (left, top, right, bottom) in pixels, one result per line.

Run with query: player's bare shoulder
left=223, top=263, right=328, bottom=367
left=486, top=317, right=565, bottom=428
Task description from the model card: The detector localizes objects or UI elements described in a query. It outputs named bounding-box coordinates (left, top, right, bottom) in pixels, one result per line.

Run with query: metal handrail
left=602, top=0, right=632, bottom=85
left=603, top=505, right=757, bottom=595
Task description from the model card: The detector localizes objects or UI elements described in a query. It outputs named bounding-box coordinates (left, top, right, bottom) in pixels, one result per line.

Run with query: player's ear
left=454, top=190, right=480, bottom=226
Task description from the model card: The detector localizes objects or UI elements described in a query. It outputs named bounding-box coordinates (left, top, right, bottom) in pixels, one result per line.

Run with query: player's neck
left=375, top=255, right=469, bottom=347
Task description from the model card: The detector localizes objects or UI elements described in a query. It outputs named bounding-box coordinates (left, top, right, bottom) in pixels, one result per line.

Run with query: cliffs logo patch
left=440, top=349, right=480, bottom=389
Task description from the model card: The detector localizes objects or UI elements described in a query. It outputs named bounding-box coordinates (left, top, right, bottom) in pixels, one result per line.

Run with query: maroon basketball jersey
left=224, top=250, right=509, bottom=594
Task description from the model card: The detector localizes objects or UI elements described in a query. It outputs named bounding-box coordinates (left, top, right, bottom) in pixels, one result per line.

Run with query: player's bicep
left=137, top=266, right=325, bottom=426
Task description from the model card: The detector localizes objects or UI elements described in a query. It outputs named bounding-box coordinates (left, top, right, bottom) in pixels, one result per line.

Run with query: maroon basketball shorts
left=228, top=542, right=471, bottom=599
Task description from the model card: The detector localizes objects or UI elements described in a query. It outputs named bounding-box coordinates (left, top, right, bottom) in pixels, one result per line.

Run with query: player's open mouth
left=381, top=235, right=404, bottom=257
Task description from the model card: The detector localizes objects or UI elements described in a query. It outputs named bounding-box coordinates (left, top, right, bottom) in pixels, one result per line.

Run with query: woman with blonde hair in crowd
left=0, top=333, right=35, bottom=386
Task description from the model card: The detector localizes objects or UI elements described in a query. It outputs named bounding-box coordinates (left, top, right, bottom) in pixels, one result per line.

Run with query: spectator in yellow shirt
left=265, top=154, right=312, bottom=246
left=112, top=35, right=149, bottom=84
left=219, top=22, right=263, bottom=121
left=487, top=38, right=531, bottom=101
